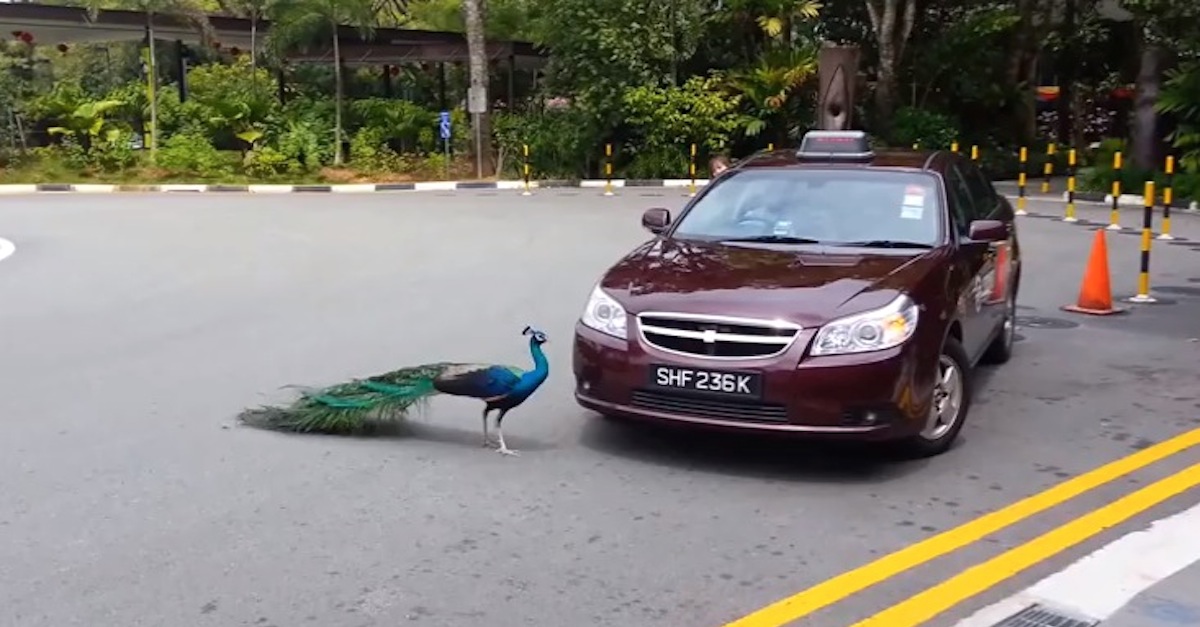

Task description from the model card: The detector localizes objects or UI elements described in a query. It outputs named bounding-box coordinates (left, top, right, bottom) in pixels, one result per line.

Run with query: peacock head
left=522, top=325, right=548, bottom=345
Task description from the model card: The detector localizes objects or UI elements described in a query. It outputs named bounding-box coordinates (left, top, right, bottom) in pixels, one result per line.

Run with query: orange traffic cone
left=1062, top=229, right=1124, bottom=315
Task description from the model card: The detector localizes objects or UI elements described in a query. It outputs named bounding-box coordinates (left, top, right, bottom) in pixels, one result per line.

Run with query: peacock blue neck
left=528, top=339, right=549, bottom=377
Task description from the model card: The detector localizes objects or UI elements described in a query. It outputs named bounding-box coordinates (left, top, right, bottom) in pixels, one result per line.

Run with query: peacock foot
left=496, top=446, right=521, bottom=457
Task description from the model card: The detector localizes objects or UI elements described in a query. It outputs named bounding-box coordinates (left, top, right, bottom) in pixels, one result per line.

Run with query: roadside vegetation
left=0, top=0, right=1197, bottom=199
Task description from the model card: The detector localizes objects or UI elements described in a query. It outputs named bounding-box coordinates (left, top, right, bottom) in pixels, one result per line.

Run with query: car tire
left=895, top=336, right=973, bottom=459
left=980, top=273, right=1019, bottom=365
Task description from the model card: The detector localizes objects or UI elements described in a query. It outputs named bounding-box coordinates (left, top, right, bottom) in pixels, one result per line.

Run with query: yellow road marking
left=721, top=427, right=1200, bottom=627
left=851, top=460, right=1200, bottom=626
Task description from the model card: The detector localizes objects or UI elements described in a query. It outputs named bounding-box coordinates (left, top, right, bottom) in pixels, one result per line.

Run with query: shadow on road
left=236, top=417, right=559, bottom=453
left=572, top=362, right=1022, bottom=483
left=576, top=413, right=933, bottom=484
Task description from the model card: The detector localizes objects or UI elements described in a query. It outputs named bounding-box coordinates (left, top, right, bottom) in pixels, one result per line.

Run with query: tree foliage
left=2, top=0, right=1199, bottom=190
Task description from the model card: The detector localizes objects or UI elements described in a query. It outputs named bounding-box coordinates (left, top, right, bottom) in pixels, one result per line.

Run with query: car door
left=960, top=159, right=1013, bottom=332
left=944, top=162, right=993, bottom=362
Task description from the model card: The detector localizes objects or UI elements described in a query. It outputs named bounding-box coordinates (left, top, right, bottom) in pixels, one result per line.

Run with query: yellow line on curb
left=720, top=427, right=1200, bottom=627
left=851, top=460, right=1200, bottom=626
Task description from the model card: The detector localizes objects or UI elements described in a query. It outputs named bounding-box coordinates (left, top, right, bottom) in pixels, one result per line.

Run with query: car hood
left=600, top=238, right=943, bottom=327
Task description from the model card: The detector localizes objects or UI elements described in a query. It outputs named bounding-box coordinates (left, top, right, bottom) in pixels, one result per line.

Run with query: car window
left=944, top=166, right=975, bottom=239
left=959, top=160, right=998, bottom=219
left=669, top=168, right=943, bottom=246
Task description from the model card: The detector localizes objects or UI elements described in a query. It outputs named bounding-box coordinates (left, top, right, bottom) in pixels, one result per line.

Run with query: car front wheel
left=895, top=336, right=972, bottom=458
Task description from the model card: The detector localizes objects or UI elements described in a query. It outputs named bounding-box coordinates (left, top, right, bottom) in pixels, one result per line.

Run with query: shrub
left=156, top=132, right=234, bottom=178
left=888, top=107, right=959, bottom=151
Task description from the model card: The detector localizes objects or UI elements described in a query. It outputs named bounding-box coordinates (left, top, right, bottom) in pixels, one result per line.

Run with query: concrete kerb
left=0, top=178, right=713, bottom=195
left=1074, top=190, right=1200, bottom=212
left=4, top=179, right=1195, bottom=213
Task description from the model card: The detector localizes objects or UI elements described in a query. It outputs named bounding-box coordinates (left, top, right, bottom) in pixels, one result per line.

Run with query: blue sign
left=438, top=111, right=452, bottom=140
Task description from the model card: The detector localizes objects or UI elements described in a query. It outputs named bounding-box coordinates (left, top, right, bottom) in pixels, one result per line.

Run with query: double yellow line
left=723, top=427, right=1200, bottom=627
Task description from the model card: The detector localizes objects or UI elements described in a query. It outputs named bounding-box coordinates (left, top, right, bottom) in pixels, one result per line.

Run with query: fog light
left=841, top=408, right=892, bottom=427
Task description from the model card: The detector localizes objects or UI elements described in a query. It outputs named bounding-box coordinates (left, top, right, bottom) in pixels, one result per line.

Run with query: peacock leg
left=481, top=407, right=494, bottom=447
left=494, top=409, right=519, bottom=456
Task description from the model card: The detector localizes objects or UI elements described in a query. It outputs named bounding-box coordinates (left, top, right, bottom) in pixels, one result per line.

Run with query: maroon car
left=572, top=131, right=1021, bottom=457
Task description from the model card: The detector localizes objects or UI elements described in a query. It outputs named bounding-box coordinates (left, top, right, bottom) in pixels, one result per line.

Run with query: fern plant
left=1157, top=61, right=1200, bottom=172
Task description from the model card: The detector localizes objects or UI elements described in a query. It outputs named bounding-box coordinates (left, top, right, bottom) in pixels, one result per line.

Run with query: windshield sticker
left=900, top=185, right=925, bottom=220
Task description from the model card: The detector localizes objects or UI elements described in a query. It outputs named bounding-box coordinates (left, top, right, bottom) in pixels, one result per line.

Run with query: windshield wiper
left=721, top=235, right=822, bottom=244
left=833, top=239, right=934, bottom=249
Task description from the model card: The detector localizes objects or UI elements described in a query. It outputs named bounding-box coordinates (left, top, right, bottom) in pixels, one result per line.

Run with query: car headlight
left=810, top=294, right=919, bottom=356
left=580, top=284, right=628, bottom=339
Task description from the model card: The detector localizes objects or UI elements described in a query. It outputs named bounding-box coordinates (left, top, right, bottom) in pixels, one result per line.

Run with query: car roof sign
left=796, top=130, right=874, bottom=162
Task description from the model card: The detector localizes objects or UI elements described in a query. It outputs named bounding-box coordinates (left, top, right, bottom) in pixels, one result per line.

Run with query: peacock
left=238, top=326, right=550, bottom=456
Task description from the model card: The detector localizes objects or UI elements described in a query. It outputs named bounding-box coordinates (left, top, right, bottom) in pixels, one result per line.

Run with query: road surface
left=2, top=188, right=1199, bottom=627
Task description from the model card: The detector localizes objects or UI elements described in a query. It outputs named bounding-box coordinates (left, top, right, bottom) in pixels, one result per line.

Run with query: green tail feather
left=238, top=362, right=457, bottom=434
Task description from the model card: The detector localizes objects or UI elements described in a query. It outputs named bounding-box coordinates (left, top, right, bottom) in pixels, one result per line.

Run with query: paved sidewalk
left=1101, top=563, right=1200, bottom=626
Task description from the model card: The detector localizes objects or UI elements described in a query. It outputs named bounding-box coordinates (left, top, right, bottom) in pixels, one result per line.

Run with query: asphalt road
left=2, top=189, right=1200, bottom=627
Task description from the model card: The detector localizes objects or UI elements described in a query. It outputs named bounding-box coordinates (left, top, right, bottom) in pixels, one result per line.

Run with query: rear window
left=670, top=168, right=944, bottom=246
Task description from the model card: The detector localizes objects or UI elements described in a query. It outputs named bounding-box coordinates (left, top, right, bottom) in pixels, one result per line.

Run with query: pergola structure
left=0, top=1, right=547, bottom=107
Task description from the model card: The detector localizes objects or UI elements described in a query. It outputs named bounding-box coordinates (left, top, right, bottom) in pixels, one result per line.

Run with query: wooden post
left=816, top=44, right=861, bottom=131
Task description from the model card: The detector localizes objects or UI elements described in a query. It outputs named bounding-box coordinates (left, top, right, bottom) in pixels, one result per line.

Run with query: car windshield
left=669, top=168, right=943, bottom=247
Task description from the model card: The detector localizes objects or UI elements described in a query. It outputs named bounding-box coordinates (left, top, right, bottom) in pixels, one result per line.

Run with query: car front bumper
left=572, top=321, right=938, bottom=441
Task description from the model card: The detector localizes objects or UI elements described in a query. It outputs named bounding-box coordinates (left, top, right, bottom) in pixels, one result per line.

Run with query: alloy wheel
left=921, top=354, right=964, bottom=441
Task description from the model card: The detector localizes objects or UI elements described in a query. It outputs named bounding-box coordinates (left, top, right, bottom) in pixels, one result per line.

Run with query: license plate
left=647, top=364, right=763, bottom=398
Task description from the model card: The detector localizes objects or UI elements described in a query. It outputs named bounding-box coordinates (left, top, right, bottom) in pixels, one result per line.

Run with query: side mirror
left=642, top=207, right=671, bottom=234
left=968, top=219, right=1009, bottom=242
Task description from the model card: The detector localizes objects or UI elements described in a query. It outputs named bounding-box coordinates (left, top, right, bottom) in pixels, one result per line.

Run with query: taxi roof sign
left=796, top=130, right=874, bottom=161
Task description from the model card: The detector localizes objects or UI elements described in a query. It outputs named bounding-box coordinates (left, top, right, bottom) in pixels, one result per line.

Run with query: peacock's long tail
left=238, top=362, right=458, bottom=434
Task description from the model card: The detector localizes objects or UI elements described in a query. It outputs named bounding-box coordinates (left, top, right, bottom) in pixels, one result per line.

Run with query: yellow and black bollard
left=1064, top=148, right=1078, bottom=222
left=1158, top=156, right=1175, bottom=240
left=767, top=142, right=775, bottom=152
left=688, top=143, right=697, bottom=197
left=1041, top=143, right=1055, bottom=193
left=522, top=143, right=532, bottom=196
left=951, top=141, right=959, bottom=154
left=1129, top=181, right=1157, bottom=303
left=1108, top=151, right=1122, bottom=230
left=970, top=145, right=979, bottom=163
left=1016, top=147, right=1028, bottom=215
left=604, top=143, right=614, bottom=197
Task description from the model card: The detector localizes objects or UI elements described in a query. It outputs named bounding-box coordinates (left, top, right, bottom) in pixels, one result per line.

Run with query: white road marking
left=0, top=237, right=15, bottom=263
left=953, top=499, right=1200, bottom=625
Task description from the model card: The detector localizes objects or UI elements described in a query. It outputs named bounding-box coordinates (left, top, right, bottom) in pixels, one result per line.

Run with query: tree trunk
left=817, top=44, right=861, bottom=131
left=250, top=15, right=257, bottom=76
left=865, top=0, right=916, bottom=137
left=1006, top=0, right=1049, bottom=146
left=1055, top=0, right=1075, bottom=148
left=1131, top=42, right=1166, bottom=171
left=332, top=22, right=344, bottom=166
left=147, top=13, right=158, bottom=160
left=463, top=0, right=494, bottom=177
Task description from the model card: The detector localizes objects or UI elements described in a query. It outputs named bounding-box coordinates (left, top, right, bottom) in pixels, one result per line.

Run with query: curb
left=1068, top=190, right=1200, bottom=212
left=0, top=179, right=711, bottom=195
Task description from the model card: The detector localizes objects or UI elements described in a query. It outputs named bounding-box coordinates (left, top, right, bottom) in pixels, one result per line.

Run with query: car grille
left=630, top=390, right=789, bottom=423
left=637, top=312, right=801, bottom=359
